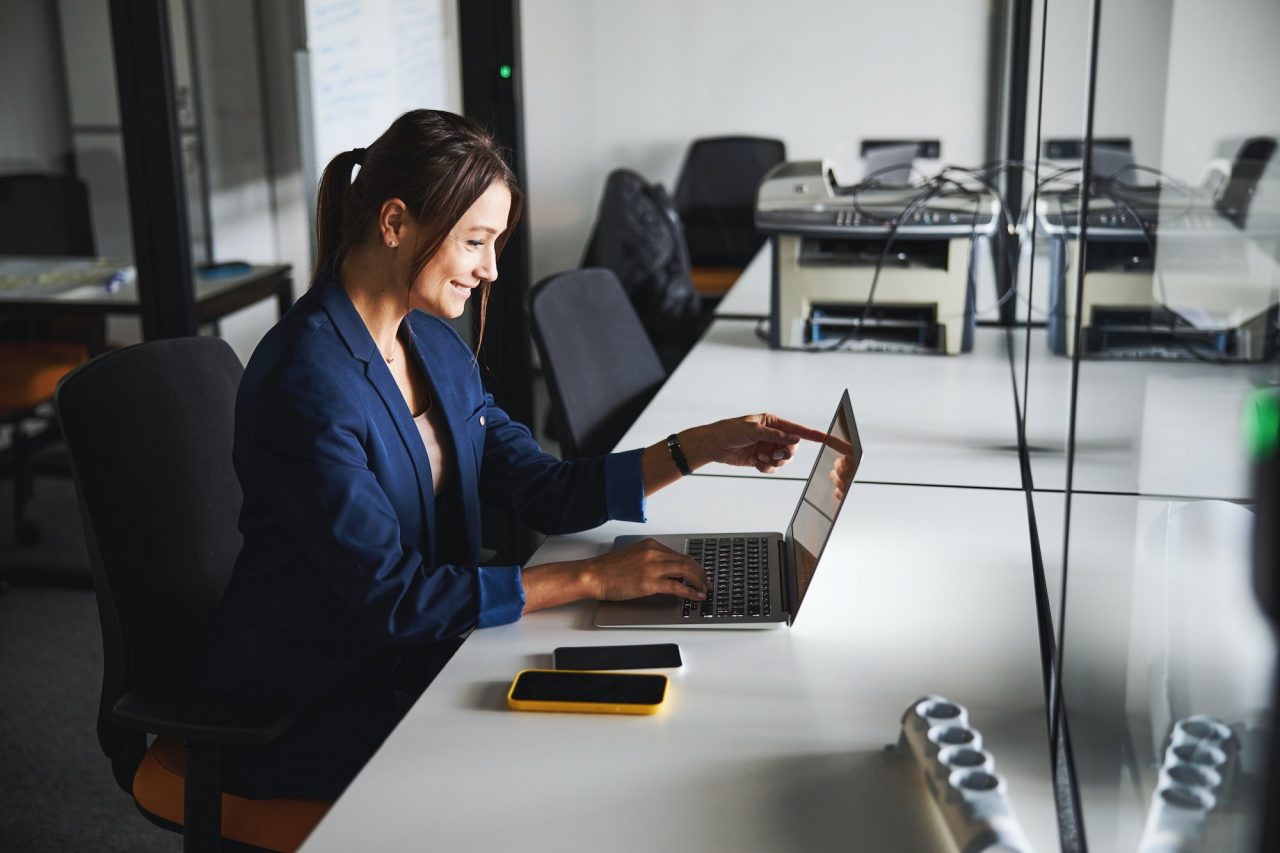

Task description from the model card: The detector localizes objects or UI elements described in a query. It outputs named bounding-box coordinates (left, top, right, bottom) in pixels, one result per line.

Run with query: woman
left=203, top=110, right=820, bottom=799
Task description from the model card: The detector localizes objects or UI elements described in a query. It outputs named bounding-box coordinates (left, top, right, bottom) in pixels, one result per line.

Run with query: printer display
left=754, top=160, right=1000, bottom=354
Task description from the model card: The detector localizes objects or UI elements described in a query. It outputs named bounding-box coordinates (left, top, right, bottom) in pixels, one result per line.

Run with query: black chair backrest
left=56, top=337, right=244, bottom=762
left=674, top=136, right=786, bottom=268
left=528, top=268, right=667, bottom=458
left=0, top=172, right=96, bottom=256
left=1217, top=136, right=1278, bottom=229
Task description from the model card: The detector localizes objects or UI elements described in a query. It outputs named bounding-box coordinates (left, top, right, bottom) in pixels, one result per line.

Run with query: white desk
left=1014, top=327, right=1276, bottom=499
left=301, top=477, right=1057, bottom=853
left=617, top=320, right=1023, bottom=489
left=713, top=241, right=770, bottom=318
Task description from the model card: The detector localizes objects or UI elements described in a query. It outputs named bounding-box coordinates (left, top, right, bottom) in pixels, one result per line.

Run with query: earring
left=389, top=240, right=398, bottom=248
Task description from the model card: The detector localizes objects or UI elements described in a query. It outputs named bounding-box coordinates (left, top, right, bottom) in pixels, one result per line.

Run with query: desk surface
left=617, top=319, right=1023, bottom=490
left=1013, top=327, right=1276, bottom=500
left=300, top=477, right=1057, bottom=853
left=713, top=241, right=771, bottom=318
left=0, top=256, right=291, bottom=319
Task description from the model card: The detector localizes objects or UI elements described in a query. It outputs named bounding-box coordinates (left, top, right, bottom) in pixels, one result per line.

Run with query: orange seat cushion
left=0, top=342, right=89, bottom=413
left=690, top=266, right=742, bottom=296
left=133, top=736, right=331, bottom=853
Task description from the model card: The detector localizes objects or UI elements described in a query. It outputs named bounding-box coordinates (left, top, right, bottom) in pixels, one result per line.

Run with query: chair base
left=133, top=737, right=331, bottom=853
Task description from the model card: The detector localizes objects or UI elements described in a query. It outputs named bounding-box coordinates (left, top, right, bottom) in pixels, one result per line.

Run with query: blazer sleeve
left=474, top=393, right=647, bottom=534
left=248, top=364, right=524, bottom=644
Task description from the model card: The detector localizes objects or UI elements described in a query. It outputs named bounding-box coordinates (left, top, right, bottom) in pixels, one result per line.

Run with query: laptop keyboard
left=682, top=537, right=772, bottom=619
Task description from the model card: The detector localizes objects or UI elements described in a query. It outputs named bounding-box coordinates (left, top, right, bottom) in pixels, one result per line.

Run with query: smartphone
left=553, top=643, right=683, bottom=671
left=506, top=669, right=668, bottom=715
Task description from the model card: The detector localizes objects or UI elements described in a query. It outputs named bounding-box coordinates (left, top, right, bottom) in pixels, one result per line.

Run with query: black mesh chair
left=0, top=173, right=96, bottom=256
left=581, top=169, right=704, bottom=372
left=528, top=268, right=667, bottom=458
left=673, top=136, right=786, bottom=270
left=57, top=338, right=329, bottom=852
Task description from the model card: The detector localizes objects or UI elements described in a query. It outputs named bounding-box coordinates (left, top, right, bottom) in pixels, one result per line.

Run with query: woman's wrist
left=677, top=424, right=713, bottom=471
left=521, top=560, right=597, bottom=613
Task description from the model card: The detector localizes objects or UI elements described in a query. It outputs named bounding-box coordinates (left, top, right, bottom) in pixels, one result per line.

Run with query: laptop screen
left=785, top=391, right=862, bottom=612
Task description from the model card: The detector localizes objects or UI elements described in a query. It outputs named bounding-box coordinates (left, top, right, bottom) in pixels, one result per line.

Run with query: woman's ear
left=379, top=198, right=408, bottom=248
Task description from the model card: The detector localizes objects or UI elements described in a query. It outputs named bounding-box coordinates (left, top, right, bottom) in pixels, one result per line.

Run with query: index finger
left=763, top=415, right=828, bottom=443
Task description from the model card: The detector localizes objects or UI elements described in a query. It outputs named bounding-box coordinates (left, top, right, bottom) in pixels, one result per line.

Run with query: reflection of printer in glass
left=1038, top=183, right=1280, bottom=361
left=754, top=160, right=1000, bottom=354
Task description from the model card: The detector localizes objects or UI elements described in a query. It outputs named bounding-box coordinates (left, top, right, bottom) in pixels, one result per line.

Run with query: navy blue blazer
left=203, top=273, right=646, bottom=707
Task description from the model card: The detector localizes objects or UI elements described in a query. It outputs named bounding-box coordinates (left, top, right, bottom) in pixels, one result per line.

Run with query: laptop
left=595, top=390, right=862, bottom=629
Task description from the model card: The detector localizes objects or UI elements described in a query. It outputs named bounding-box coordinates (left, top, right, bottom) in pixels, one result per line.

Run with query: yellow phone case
left=506, top=669, right=667, bottom=715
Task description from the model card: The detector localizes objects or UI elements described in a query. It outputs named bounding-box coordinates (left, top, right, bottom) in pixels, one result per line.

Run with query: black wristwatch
left=666, top=433, right=692, bottom=476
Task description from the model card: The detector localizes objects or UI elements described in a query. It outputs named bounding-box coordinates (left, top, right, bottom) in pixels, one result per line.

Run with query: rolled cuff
left=475, top=564, right=525, bottom=628
left=604, top=448, right=647, bottom=523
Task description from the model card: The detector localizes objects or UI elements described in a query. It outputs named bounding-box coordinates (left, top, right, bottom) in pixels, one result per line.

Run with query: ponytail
left=313, top=148, right=365, bottom=282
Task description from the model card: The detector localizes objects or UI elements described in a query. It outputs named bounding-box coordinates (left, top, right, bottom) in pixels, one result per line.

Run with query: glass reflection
left=1047, top=0, right=1280, bottom=850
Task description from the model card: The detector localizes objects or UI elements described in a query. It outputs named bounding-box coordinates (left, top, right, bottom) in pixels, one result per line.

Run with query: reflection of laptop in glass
left=595, top=391, right=861, bottom=629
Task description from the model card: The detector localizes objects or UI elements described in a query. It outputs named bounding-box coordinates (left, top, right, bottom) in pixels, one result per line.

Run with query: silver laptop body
left=594, top=390, right=861, bottom=629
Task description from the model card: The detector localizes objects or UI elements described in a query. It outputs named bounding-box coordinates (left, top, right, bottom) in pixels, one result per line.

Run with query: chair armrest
left=112, top=688, right=296, bottom=746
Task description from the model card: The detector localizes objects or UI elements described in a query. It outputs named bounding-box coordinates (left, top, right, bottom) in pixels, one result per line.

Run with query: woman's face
left=410, top=181, right=512, bottom=319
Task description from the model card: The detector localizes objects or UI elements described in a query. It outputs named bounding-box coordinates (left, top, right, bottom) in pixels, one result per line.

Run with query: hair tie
left=351, top=147, right=367, bottom=164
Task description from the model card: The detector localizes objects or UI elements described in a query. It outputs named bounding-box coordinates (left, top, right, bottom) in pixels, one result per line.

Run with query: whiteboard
left=301, top=0, right=461, bottom=193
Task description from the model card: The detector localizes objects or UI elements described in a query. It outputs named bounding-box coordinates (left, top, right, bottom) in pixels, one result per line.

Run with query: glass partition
left=1047, top=1, right=1280, bottom=850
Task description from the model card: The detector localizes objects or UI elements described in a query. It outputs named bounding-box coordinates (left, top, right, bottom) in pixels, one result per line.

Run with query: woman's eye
left=466, top=240, right=485, bottom=248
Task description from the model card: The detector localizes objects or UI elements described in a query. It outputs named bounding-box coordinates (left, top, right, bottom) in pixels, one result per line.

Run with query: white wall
left=1026, top=0, right=1173, bottom=173
left=0, top=0, right=71, bottom=173
left=520, top=0, right=998, bottom=283
left=1160, top=0, right=1280, bottom=182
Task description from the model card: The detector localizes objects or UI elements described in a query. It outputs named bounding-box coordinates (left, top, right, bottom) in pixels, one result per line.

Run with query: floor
left=0, top=472, right=178, bottom=852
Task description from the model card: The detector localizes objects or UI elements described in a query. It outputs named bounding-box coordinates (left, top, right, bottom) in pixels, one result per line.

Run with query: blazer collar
left=317, top=271, right=439, bottom=558
left=407, top=320, right=483, bottom=560
left=316, top=269, right=379, bottom=363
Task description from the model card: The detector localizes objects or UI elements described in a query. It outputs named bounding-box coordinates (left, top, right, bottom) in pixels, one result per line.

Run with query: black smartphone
left=507, top=669, right=668, bottom=714
left=552, top=643, right=683, bottom=671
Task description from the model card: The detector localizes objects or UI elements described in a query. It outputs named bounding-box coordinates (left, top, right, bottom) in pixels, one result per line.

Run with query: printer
left=754, top=160, right=1000, bottom=354
left=1038, top=185, right=1279, bottom=360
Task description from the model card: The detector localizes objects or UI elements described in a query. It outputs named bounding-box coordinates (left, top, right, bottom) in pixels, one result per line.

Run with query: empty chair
left=673, top=136, right=786, bottom=269
left=0, top=173, right=96, bottom=257
left=57, top=337, right=329, bottom=852
left=1216, top=136, right=1278, bottom=229
left=528, top=268, right=667, bottom=458
left=0, top=172, right=96, bottom=552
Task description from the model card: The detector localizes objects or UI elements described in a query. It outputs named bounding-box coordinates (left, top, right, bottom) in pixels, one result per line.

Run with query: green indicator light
left=1244, top=390, right=1280, bottom=460
left=499, top=64, right=512, bottom=79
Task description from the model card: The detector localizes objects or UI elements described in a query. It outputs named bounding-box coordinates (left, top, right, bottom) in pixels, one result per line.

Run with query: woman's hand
left=686, top=412, right=824, bottom=471
left=521, top=538, right=706, bottom=613
left=640, top=413, right=828, bottom=494
left=683, top=414, right=828, bottom=474
left=582, top=538, right=707, bottom=600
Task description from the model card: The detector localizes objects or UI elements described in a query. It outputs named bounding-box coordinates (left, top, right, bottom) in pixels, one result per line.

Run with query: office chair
left=673, top=136, right=786, bottom=273
left=581, top=168, right=704, bottom=371
left=56, top=337, right=329, bottom=853
left=1215, top=136, right=1278, bottom=230
left=0, top=173, right=96, bottom=256
left=0, top=173, right=98, bottom=551
left=528, top=268, right=667, bottom=458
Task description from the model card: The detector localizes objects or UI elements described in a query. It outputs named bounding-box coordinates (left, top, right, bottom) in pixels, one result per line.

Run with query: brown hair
left=313, top=110, right=523, bottom=348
